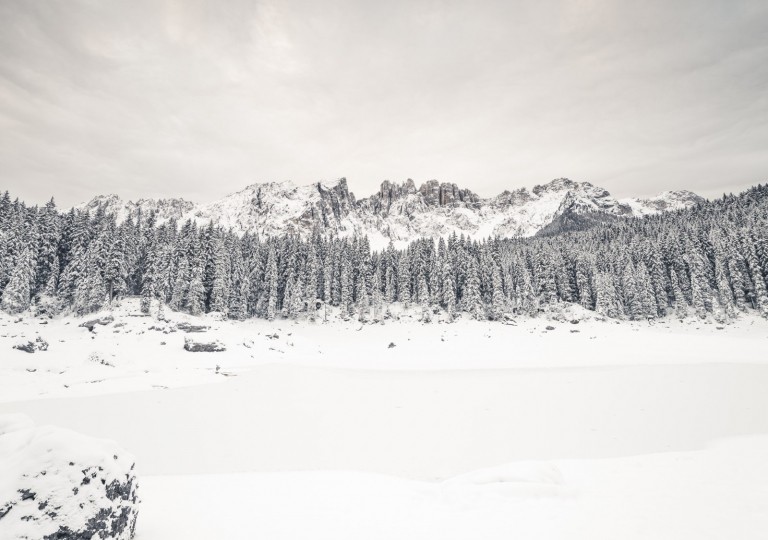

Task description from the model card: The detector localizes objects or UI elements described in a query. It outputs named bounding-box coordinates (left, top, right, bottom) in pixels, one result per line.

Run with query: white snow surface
left=2, top=298, right=767, bottom=539
left=136, top=436, right=768, bottom=540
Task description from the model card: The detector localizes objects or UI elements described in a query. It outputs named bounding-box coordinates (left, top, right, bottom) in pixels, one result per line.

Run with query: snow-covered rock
left=183, top=337, right=226, bottom=352
left=77, top=178, right=704, bottom=249
left=0, top=414, right=139, bottom=540
left=80, top=315, right=115, bottom=332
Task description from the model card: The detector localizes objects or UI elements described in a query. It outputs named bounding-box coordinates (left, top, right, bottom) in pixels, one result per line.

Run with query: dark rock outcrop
left=183, top=337, right=226, bottom=352
left=176, top=322, right=209, bottom=333
left=418, top=180, right=479, bottom=207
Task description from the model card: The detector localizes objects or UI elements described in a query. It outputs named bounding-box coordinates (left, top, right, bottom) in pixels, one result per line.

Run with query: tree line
left=1, top=184, right=767, bottom=323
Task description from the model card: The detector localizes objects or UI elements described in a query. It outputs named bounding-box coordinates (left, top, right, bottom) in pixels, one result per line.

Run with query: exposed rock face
left=418, top=180, right=480, bottom=207
left=371, top=179, right=418, bottom=214
left=0, top=415, right=139, bottom=540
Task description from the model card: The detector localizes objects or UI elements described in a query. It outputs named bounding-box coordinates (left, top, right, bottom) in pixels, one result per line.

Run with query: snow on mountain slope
left=76, top=178, right=703, bottom=248
left=80, top=194, right=195, bottom=224
left=621, top=190, right=705, bottom=216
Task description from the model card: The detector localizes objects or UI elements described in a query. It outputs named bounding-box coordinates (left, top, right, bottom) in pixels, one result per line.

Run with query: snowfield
left=1, top=298, right=768, bottom=539
left=137, top=437, right=768, bottom=540
left=2, top=298, right=767, bottom=403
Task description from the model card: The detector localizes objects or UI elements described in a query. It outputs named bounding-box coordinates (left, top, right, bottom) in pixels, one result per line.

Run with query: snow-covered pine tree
left=169, top=257, right=190, bottom=312
left=397, top=251, right=411, bottom=307
left=371, top=266, right=383, bottom=321
left=594, top=272, right=622, bottom=319
left=73, top=249, right=107, bottom=316
left=490, top=263, right=506, bottom=320
left=266, top=244, right=278, bottom=321
left=1, top=247, right=34, bottom=314
left=417, top=272, right=430, bottom=322
left=462, top=257, right=484, bottom=319
left=441, top=260, right=456, bottom=322
left=187, top=267, right=205, bottom=316
left=43, top=255, right=60, bottom=297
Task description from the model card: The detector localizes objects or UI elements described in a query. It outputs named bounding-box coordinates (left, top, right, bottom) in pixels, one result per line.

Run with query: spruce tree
left=1, top=247, right=34, bottom=314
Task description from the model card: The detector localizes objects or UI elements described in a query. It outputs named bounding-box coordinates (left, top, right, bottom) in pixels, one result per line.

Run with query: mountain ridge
left=76, top=178, right=704, bottom=249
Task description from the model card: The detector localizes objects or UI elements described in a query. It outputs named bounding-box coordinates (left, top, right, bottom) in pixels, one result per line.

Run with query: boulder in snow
left=176, top=322, right=209, bottom=333
left=0, top=414, right=139, bottom=539
left=183, top=337, right=226, bottom=352
left=79, top=316, right=115, bottom=332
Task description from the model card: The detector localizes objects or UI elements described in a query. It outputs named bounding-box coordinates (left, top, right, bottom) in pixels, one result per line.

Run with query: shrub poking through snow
left=88, top=351, right=114, bottom=367
left=183, top=337, right=226, bottom=352
left=0, top=414, right=140, bottom=540
left=13, top=336, right=48, bottom=353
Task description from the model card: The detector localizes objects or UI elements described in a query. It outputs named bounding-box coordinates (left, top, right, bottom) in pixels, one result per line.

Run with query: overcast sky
left=1, top=0, right=767, bottom=207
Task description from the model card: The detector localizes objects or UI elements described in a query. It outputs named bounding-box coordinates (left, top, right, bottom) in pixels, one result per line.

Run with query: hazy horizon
left=3, top=175, right=763, bottom=209
left=2, top=0, right=767, bottom=208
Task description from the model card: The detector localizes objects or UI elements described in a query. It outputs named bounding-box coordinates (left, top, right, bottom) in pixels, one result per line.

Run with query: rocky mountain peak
left=418, top=180, right=480, bottom=207
left=532, top=178, right=580, bottom=195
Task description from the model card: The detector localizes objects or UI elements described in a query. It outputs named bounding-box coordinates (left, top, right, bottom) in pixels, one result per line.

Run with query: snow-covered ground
left=2, top=298, right=768, bottom=539
left=2, top=298, right=767, bottom=403
left=138, top=437, right=768, bottom=540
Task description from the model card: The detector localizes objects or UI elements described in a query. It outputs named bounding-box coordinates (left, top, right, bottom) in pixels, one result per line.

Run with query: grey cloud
left=0, top=0, right=766, bottom=207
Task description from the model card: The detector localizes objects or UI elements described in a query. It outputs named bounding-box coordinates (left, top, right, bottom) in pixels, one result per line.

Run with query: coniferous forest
left=1, top=184, right=767, bottom=323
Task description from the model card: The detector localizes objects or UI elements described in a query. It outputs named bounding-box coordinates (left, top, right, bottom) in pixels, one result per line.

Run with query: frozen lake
left=3, top=362, right=768, bottom=480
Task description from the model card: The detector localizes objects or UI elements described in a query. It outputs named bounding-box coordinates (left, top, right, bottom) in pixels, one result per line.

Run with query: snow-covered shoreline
left=2, top=298, right=767, bottom=404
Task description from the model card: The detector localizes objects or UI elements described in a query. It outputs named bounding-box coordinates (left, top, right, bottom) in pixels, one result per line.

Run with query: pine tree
left=187, top=268, right=205, bottom=316
left=417, top=272, right=430, bottom=322
left=490, top=263, right=506, bottom=320
left=669, top=267, right=689, bottom=319
left=43, top=255, right=60, bottom=297
left=594, top=272, right=621, bottom=319
left=266, top=245, right=278, bottom=321
left=73, top=250, right=106, bottom=315
left=463, top=257, right=484, bottom=319
left=397, top=253, right=410, bottom=307
left=371, top=267, right=383, bottom=321
left=743, top=230, right=768, bottom=317
left=1, top=247, right=34, bottom=314
left=169, top=257, right=190, bottom=312
left=442, top=260, right=456, bottom=322
left=340, top=254, right=352, bottom=318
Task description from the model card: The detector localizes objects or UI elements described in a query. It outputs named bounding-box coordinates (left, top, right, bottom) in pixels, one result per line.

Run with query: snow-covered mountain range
left=78, top=178, right=704, bottom=248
